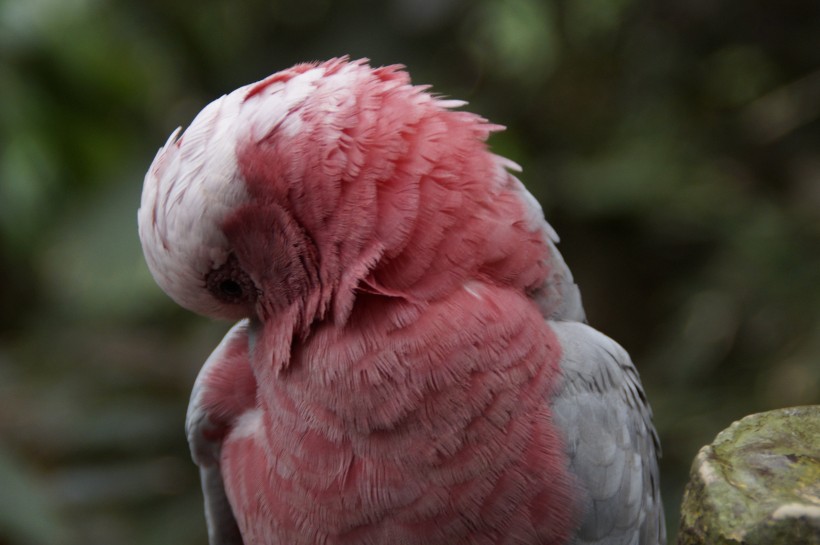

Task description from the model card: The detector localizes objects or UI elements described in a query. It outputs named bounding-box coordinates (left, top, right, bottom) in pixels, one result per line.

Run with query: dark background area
left=1, top=0, right=819, bottom=543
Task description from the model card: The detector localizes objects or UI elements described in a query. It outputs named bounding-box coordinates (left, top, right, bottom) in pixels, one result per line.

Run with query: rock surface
left=678, top=405, right=820, bottom=544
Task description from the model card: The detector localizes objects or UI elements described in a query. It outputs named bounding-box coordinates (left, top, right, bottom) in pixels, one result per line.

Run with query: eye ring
left=205, top=255, right=255, bottom=305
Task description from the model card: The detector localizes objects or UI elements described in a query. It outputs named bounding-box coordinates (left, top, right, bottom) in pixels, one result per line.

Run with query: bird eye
left=205, top=255, right=255, bottom=305
left=219, top=279, right=243, bottom=298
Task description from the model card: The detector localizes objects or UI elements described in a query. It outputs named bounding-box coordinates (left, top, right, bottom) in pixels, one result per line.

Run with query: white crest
left=137, top=64, right=344, bottom=318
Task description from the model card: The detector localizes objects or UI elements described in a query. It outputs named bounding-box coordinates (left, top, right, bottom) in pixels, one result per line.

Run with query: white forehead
left=138, top=92, right=244, bottom=315
left=137, top=64, right=345, bottom=316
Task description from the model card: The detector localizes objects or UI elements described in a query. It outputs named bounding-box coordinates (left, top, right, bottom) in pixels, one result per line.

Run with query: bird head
left=139, top=58, right=556, bottom=359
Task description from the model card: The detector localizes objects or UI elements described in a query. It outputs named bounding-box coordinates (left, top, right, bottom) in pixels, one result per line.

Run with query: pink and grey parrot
left=138, top=58, right=665, bottom=545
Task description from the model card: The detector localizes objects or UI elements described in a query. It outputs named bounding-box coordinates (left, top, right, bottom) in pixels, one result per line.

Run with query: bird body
left=139, top=58, right=665, bottom=544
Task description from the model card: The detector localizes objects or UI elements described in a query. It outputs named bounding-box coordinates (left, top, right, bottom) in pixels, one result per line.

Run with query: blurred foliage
left=1, top=0, right=819, bottom=543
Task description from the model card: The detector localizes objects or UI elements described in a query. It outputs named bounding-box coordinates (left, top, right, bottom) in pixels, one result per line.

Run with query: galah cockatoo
left=138, top=58, right=665, bottom=545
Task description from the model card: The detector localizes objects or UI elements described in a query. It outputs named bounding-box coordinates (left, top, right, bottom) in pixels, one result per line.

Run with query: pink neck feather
left=235, top=61, right=552, bottom=329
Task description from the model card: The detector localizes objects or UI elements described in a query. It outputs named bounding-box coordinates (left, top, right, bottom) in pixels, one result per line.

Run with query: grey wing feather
left=533, top=236, right=587, bottom=323
left=198, top=465, right=244, bottom=545
left=186, top=320, right=248, bottom=545
left=549, top=321, right=665, bottom=545
left=510, top=179, right=586, bottom=324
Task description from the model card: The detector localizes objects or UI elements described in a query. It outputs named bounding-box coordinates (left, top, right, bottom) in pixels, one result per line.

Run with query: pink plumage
left=139, top=58, right=665, bottom=545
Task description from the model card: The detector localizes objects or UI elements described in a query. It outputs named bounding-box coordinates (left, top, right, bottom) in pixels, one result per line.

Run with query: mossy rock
left=678, top=405, right=820, bottom=545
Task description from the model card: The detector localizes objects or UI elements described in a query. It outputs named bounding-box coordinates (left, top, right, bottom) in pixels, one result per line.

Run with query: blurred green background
left=1, top=0, right=819, bottom=543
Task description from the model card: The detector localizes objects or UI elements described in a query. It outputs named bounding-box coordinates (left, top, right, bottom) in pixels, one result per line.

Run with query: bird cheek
left=222, top=202, right=321, bottom=318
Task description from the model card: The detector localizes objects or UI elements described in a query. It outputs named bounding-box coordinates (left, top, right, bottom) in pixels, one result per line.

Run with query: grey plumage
left=186, top=321, right=247, bottom=545
left=550, top=321, right=666, bottom=545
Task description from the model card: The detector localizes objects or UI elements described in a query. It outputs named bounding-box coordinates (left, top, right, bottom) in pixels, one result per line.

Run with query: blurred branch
left=741, top=68, right=820, bottom=144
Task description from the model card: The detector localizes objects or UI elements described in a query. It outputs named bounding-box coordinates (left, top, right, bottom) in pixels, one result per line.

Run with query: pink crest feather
left=233, top=58, right=554, bottom=326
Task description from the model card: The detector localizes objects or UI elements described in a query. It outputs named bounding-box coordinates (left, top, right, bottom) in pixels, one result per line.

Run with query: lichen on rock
left=678, top=405, right=820, bottom=545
